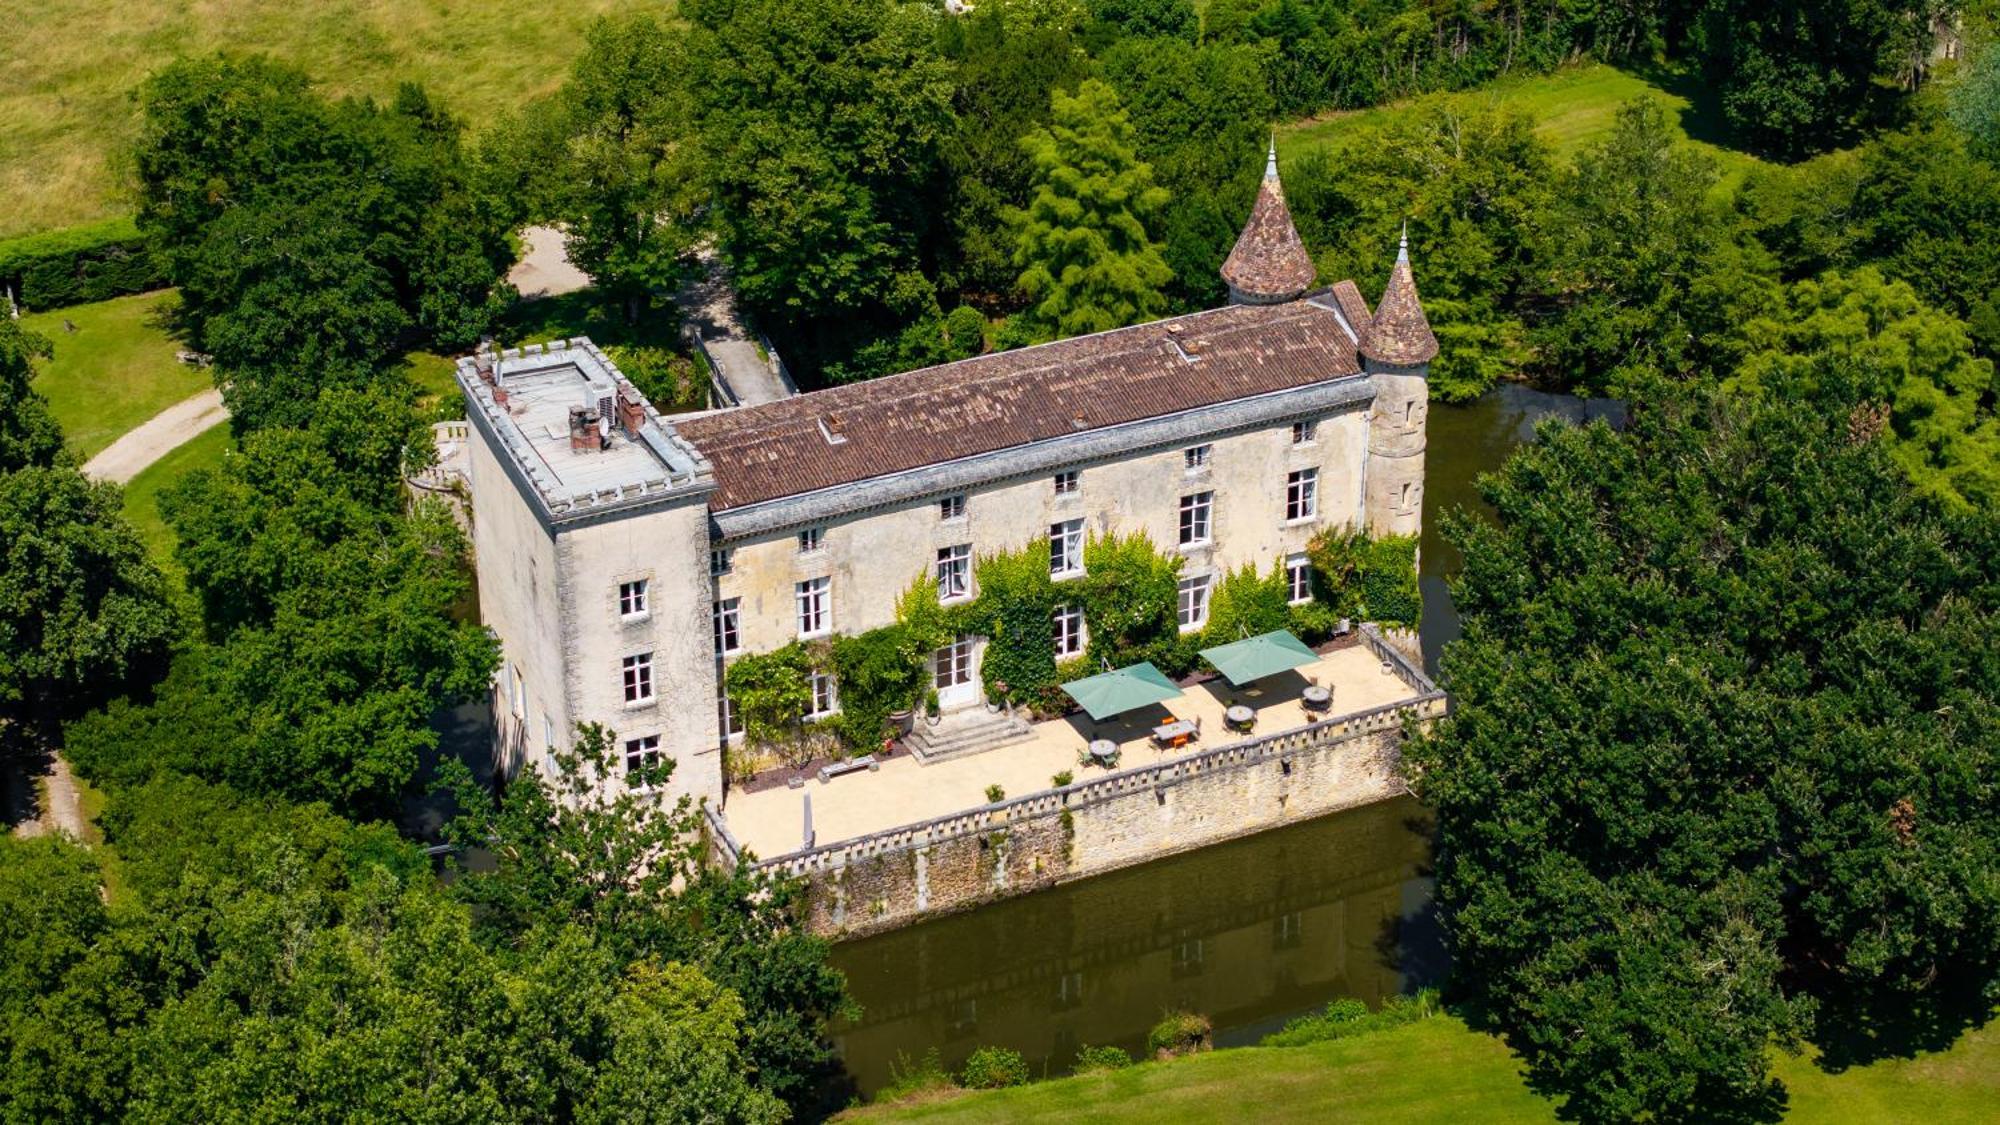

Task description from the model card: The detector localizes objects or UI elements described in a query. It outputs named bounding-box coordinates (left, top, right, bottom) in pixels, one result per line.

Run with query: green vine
left=1305, top=529, right=1421, bottom=628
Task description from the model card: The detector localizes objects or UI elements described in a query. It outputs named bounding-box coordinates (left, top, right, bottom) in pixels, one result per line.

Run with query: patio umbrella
left=1198, top=629, right=1318, bottom=686
left=1060, top=661, right=1183, bottom=722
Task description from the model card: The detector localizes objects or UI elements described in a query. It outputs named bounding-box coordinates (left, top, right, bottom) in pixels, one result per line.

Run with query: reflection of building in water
left=830, top=798, right=1436, bottom=1094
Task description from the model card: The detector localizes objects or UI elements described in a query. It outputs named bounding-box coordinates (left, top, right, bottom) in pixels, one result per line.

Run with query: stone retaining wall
left=738, top=625, right=1444, bottom=939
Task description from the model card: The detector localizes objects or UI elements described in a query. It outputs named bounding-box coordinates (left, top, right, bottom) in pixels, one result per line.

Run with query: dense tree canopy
left=0, top=322, right=65, bottom=474
left=1411, top=372, right=2000, bottom=1121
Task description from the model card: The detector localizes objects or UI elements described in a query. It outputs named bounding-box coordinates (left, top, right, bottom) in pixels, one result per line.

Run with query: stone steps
left=906, top=709, right=1036, bottom=765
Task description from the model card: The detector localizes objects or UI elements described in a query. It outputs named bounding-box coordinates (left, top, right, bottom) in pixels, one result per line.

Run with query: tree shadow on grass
left=1807, top=975, right=1998, bottom=1073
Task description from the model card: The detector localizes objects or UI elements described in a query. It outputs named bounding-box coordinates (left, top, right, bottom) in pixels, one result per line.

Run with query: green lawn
left=1279, top=63, right=1769, bottom=196
left=0, top=0, right=659, bottom=240
left=22, top=291, right=209, bottom=459
left=119, top=418, right=231, bottom=570
left=848, top=1015, right=2000, bottom=1124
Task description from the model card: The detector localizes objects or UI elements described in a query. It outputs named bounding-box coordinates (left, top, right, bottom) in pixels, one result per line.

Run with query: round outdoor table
left=1301, top=685, right=1333, bottom=712
left=1087, top=739, right=1118, bottom=766
left=1224, top=705, right=1255, bottom=732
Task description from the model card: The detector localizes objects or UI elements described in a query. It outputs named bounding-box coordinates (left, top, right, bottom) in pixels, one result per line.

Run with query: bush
left=1071, top=1044, right=1133, bottom=1074
left=959, top=1046, right=1031, bottom=1089
left=1145, top=1010, right=1211, bottom=1058
left=876, top=1048, right=956, bottom=1104
left=984, top=783, right=1006, bottom=803
left=1260, top=990, right=1440, bottom=1047
left=0, top=217, right=169, bottom=310
left=1051, top=770, right=1074, bottom=788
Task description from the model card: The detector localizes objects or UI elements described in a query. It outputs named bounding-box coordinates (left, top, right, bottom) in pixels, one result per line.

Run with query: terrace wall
left=740, top=626, right=1445, bottom=939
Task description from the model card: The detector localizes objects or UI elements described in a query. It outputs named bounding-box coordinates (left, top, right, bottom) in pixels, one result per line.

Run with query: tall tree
left=1411, top=372, right=2000, bottom=1120
left=1010, top=79, right=1173, bottom=340
left=0, top=322, right=65, bottom=473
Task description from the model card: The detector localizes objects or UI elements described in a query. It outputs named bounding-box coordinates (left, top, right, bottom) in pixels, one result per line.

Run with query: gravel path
left=5, top=750, right=85, bottom=840
left=507, top=225, right=591, bottom=299
left=83, top=387, right=227, bottom=484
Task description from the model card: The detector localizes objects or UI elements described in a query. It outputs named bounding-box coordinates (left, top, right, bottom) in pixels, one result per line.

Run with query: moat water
left=823, top=385, right=1620, bottom=1099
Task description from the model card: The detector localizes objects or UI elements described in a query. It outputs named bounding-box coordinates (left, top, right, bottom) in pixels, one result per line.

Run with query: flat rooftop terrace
left=722, top=642, right=1426, bottom=862
left=456, top=339, right=712, bottom=521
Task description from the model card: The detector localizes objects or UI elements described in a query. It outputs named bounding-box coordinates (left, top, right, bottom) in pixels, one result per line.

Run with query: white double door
left=932, top=635, right=982, bottom=711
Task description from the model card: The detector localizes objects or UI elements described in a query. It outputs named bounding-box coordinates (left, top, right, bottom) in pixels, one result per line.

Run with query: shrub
left=0, top=217, right=168, bottom=310
left=876, top=1048, right=956, bottom=1104
left=1261, top=990, right=1441, bottom=1047
left=1051, top=769, right=1074, bottom=788
left=1306, top=529, right=1421, bottom=627
left=984, top=783, right=1006, bottom=803
left=1145, top=1010, right=1211, bottom=1058
left=1071, top=1044, right=1133, bottom=1074
left=959, top=1046, right=1031, bottom=1089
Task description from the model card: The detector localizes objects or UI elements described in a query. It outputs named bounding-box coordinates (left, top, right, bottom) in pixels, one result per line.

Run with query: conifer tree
left=1010, top=80, right=1172, bottom=341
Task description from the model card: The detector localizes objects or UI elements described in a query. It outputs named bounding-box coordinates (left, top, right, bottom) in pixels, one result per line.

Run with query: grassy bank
left=119, top=419, right=231, bottom=571
left=22, top=291, right=208, bottom=459
left=1, top=0, right=657, bottom=239
left=1279, top=63, right=1770, bottom=196
left=848, top=1014, right=2000, bottom=1123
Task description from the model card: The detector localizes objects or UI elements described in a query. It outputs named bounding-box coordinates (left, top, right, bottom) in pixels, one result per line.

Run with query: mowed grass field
left=22, top=290, right=208, bottom=458
left=848, top=1014, right=2000, bottom=1124
left=119, top=418, right=230, bottom=570
left=1279, top=63, right=1770, bottom=195
left=0, top=0, right=658, bottom=239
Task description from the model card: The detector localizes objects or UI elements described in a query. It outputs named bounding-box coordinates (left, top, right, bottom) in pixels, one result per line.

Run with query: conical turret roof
left=1220, top=139, right=1316, bottom=305
left=1361, top=225, right=1437, bottom=366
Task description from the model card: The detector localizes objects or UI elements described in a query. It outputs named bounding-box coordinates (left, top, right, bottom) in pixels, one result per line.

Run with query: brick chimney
left=570, top=405, right=605, bottom=452
left=616, top=391, right=647, bottom=439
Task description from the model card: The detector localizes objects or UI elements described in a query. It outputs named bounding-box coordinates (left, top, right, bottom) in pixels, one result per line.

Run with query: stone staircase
left=905, top=708, right=1036, bottom=765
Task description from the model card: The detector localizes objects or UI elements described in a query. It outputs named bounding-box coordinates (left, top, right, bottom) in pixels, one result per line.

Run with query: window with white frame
left=622, top=652, right=654, bottom=703
left=510, top=663, right=525, bottom=718
left=1052, top=470, right=1079, bottom=496
left=1184, top=444, right=1211, bottom=470
left=1179, top=491, right=1213, bottom=546
left=1049, top=519, right=1084, bottom=577
left=717, top=685, right=743, bottom=738
left=1287, top=468, right=1319, bottom=521
left=798, top=526, right=824, bottom=553
left=936, top=544, right=972, bottom=601
left=934, top=637, right=974, bottom=688
left=1177, top=575, right=1212, bottom=630
left=1292, top=419, right=1317, bottom=444
left=939, top=494, right=965, bottom=520
left=1286, top=554, right=1313, bottom=604
left=710, top=549, right=732, bottom=577
left=712, top=597, right=741, bottom=656
left=807, top=671, right=839, bottom=718
left=796, top=576, right=829, bottom=637
left=619, top=578, right=649, bottom=618
left=1054, top=604, right=1085, bottom=657
left=543, top=715, right=556, bottom=748
left=623, top=735, right=662, bottom=788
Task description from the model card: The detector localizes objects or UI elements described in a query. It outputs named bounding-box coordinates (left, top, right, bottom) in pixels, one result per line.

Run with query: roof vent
left=816, top=415, right=848, bottom=445
left=1164, top=324, right=1202, bottom=364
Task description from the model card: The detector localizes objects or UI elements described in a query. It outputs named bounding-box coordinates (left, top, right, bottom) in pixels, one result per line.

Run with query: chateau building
left=456, top=146, right=1437, bottom=808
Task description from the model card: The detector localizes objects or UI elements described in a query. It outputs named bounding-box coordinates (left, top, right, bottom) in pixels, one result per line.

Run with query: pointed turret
left=1360, top=224, right=1438, bottom=366
left=1220, top=137, right=1316, bottom=306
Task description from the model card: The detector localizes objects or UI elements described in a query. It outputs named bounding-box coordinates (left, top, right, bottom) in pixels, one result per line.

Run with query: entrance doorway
left=933, top=636, right=980, bottom=711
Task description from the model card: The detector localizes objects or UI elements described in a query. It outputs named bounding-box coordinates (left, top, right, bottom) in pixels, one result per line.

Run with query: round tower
left=1361, top=225, right=1437, bottom=539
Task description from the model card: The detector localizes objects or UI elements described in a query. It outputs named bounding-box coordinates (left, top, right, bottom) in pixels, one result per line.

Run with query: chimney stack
left=569, top=405, right=605, bottom=452
left=616, top=391, right=646, bottom=439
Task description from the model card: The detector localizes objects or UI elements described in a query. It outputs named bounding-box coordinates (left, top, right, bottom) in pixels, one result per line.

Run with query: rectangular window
left=1052, top=470, right=1079, bottom=496
left=1286, top=468, right=1319, bottom=521
left=807, top=672, right=839, bottom=718
left=798, top=526, right=824, bottom=553
left=718, top=685, right=743, bottom=738
left=936, top=543, right=972, bottom=602
left=1049, top=519, right=1084, bottom=578
left=939, top=494, right=965, bottom=520
left=1184, top=444, right=1211, bottom=470
left=623, top=735, right=662, bottom=789
left=1286, top=554, right=1314, bottom=604
left=543, top=715, right=556, bottom=748
left=1179, top=491, right=1213, bottom=546
left=1054, top=604, right=1085, bottom=658
left=710, top=549, right=732, bottom=577
left=934, top=637, right=974, bottom=688
left=712, top=597, right=740, bottom=656
left=1292, top=419, right=1317, bottom=444
left=511, top=663, right=525, bottom=719
left=622, top=653, right=654, bottom=703
left=619, top=578, right=649, bottom=618
left=796, top=576, right=829, bottom=637
left=1177, top=575, right=1212, bottom=630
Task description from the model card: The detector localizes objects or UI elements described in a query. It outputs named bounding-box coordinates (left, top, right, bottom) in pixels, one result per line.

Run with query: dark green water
left=826, top=385, right=1617, bottom=1098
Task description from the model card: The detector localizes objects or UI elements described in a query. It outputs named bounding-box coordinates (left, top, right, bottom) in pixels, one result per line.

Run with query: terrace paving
left=721, top=642, right=1422, bottom=861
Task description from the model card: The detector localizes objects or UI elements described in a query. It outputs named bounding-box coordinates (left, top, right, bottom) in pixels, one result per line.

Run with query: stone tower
left=1220, top=138, right=1316, bottom=306
left=1361, top=226, right=1437, bottom=539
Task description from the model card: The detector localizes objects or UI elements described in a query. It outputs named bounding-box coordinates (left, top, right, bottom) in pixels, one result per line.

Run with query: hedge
left=0, top=217, right=168, bottom=311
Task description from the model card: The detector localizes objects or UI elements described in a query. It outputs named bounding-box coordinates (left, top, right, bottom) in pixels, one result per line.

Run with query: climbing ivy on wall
left=1306, top=529, right=1421, bottom=628
left=966, top=540, right=1060, bottom=711
left=723, top=641, right=819, bottom=747
left=1080, top=531, right=1184, bottom=673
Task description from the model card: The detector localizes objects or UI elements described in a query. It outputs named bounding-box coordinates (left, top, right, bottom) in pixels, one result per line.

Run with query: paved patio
left=722, top=643, right=1422, bottom=861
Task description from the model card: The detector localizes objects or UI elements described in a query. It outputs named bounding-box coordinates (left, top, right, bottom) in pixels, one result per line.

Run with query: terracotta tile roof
left=1220, top=172, right=1317, bottom=303
left=1360, top=253, right=1437, bottom=366
left=1327, top=280, right=1372, bottom=340
left=676, top=301, right=1363, bottom=511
